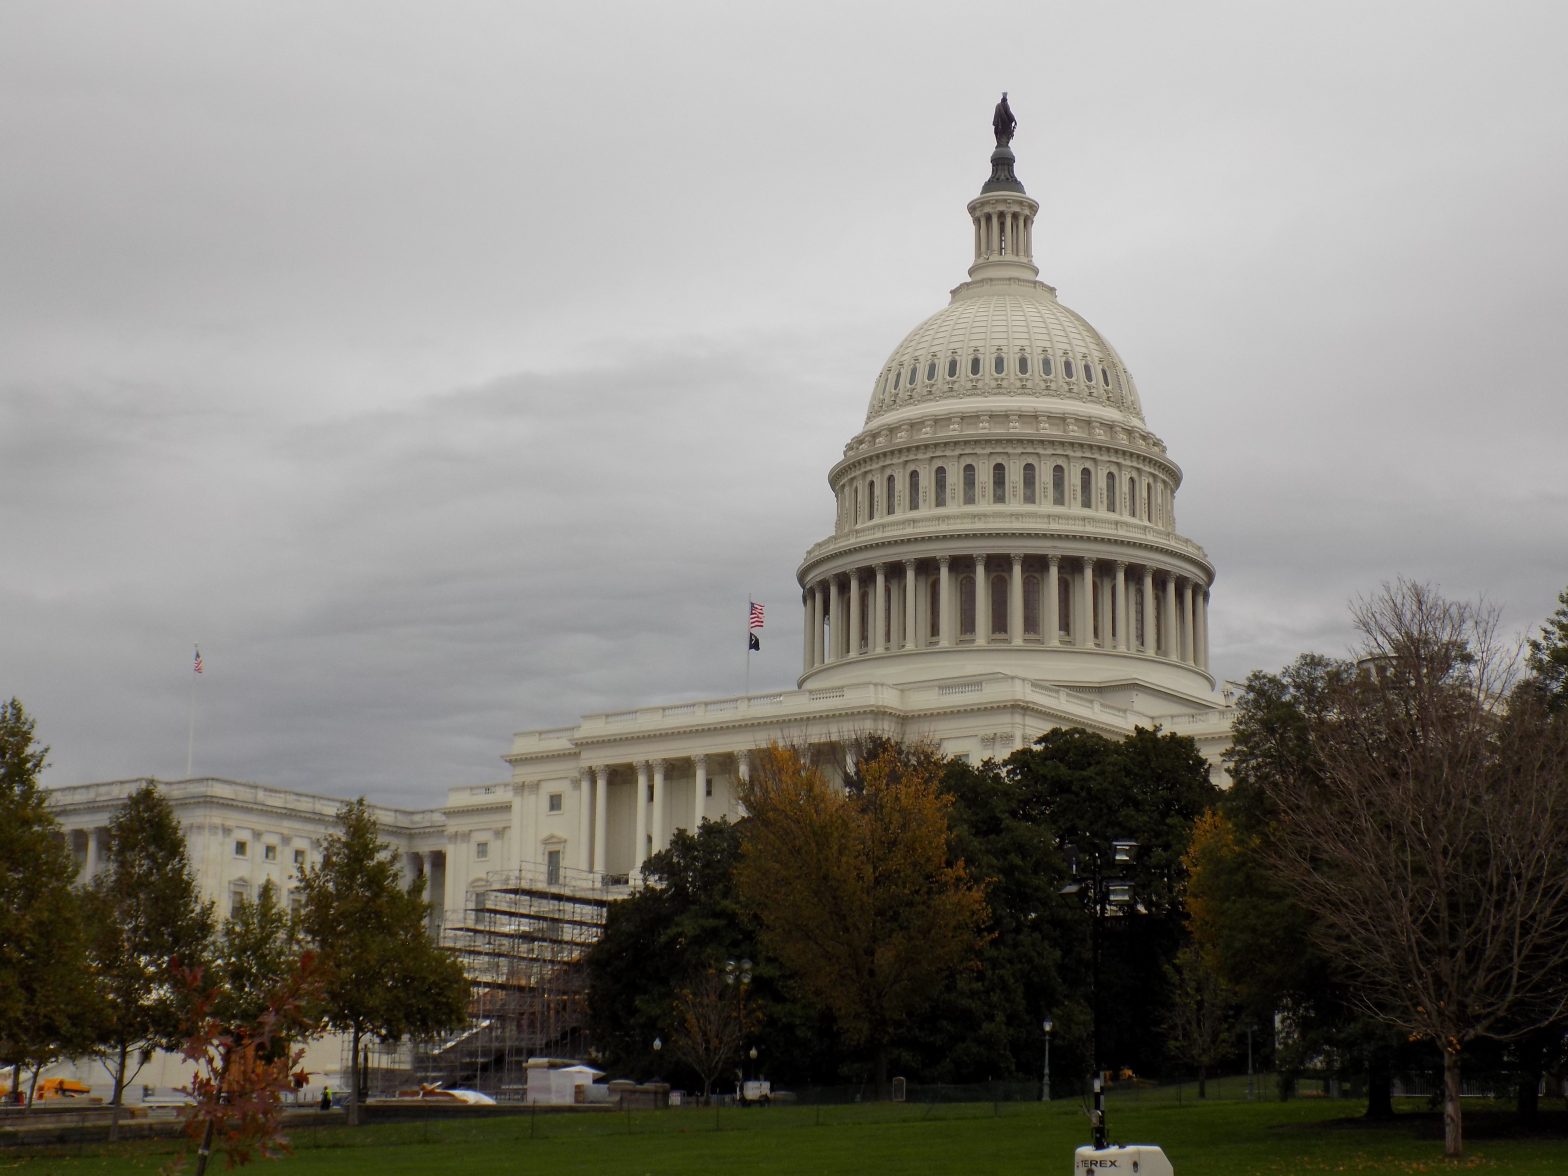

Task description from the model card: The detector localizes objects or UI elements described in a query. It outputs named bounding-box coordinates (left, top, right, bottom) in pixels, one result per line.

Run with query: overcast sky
left=5, top=1, right=1566, bottom=808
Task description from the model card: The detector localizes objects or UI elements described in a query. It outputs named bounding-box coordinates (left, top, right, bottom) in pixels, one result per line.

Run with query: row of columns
left=577, top=751, right=752, bottom=880
left=801, top=554, right=1210, bottom=672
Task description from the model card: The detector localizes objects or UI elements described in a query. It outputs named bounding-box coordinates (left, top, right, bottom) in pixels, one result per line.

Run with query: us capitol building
left=45, top=100, right=1234, bottom=1088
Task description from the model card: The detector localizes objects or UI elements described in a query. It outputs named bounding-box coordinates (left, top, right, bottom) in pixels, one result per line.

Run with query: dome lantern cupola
left=967, top=92, right=1039, bottom=283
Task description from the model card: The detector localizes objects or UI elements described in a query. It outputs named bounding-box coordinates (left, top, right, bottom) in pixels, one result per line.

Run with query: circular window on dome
left=1041, top=355, right=1053, bottom=377
left=1064, top=358, right=1075, bottom=380
left=994, top=354, right=1006, bottom=376
left=926, top=360, right=937, bottom=382
left=970, top=355, right=982, bottom=377
left=893, top=368, right=902, bottom=391
left=947, top=356, right=959, bottom=379
left=1018, top=354, right=1030, bottom=375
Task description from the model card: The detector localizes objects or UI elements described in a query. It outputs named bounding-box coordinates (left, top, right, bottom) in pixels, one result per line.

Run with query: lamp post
left=1042, top=1018, right=1054, bottom=1102
left=1062, top=838, right=1138, bottom=1150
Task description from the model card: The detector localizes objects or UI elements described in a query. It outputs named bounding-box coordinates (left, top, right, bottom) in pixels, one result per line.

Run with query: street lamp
left=1042, top=1018, right=1054, bottom=1102
left=1063, top=838, right=1139, bottom=1150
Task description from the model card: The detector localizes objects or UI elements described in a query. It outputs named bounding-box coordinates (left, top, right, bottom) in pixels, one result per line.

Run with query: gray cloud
left=4, top=1, right=1567, bottom=806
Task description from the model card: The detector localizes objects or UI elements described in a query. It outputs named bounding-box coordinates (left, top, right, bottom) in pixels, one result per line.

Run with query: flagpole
left=745, top=599, right=752, bottom=697
left=186, top=648, right=197, bottom=779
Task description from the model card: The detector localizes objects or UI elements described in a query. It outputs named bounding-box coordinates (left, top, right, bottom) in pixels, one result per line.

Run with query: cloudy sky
left=5, top=1, right=1566, bottom=807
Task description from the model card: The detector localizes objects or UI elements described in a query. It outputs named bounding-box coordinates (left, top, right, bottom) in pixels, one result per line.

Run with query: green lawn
left=8, top=1096, right=1567, bottom=1175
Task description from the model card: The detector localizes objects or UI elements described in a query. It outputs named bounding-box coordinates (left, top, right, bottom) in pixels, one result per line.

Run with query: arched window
left=1080, top=468, right=1093, bottom=509
left=926, top=360, right=936, bottom=382
left=992, top=463, right=1006, bottom=504
left=959, top=575, right=976, bottom=638
left=1024, top=574, right=1041, bottom=637
left=1106, top=472, right=1117, bottom=514
left=990, top=574, right=1008, bottom=637
left=1144, top=484, right=1152, bottom=521
left=1018, top=353, right=1030, bottom=375
left=1127, top=475, right=1137, bottom=518
left=909, top=469, right=920, bottom=511
left=970, top=354, right=982, bottom=376
left=947, top=356, right=958, bottom=379
left=908, top=363, right=919, bottom=388
left=1023, top=463, right=1037, bottom=504
left=1052, top=464, right=1065, bottom=506
left=854, top=485, right=860, bottom=521
left=994, top=353, right=1006, bottom=376
left=962, top=464, right=977, bottom=505
left=1102, top=365, right=1110, bottom=386
left=1064, top=358, right=1076, bottom=380
left=893, top=368, right=902, bottom=390
left=928, top=578, right=941, bottom=640
left=885, top=473, right=895, bottom=514
left=1041, top=354, right=1053, bottom=377
left=935, top=466, right=947, bottom=507
left=866, top=479, right=876, bottom=521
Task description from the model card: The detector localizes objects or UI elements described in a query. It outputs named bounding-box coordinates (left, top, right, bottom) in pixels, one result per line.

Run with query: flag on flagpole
left=748, top=632, right=760, bottom=652
left=193, top=646, right=204, bottom=674
left=749, top=602, right=765, bottom=630
left=747, top=601, right=765, bottom=652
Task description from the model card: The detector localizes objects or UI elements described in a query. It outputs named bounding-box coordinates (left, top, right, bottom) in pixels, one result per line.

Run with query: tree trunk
left=348, top=1026, right=361, bottom=1127
left=1517, top=1034, right=1542, bottom=1125
left=108, top=1041, right=129, bottom=1142
left=1442, top=1047, right=1463, bottom=1158
left=874, top=1044, right=889, bottom=1101
left=25, top=1065, right=41, bottom=1116
left=1365, top=1050, right=1394, bottom=1120
left=9, top=1062, right=20, bottom=1108
left=1197, top=1065, right=1207, bottom=1099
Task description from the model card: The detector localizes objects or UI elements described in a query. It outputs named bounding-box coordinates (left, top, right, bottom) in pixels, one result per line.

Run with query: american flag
left=193, top=646, right=204, bottom=675
left=749, top=601, right=765, bottom=630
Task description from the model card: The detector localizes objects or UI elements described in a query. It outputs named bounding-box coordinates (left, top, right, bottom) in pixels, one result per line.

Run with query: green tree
left=1162, top=940, right=1236, bottom=1098
left=1526, top=584, right=1568, bottom=712
left=735, top=742, right=988, bottom=1096
left=88, top=782, right=214, bottom=1137
left=0, top=699, right=101, bottom=1108
left=299, top=799, right=468, bottom=1126
left=1005, top=726, right=1218, bottom=1084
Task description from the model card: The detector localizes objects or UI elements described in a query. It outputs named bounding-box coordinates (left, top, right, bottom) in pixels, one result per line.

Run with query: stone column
left=593, top=766, right=609, bottom=874
left=848, top=569, right=862, bottom=656
left=651, top=760, right=667, bottom=854
left=1077, top=557, right=1095, bottom=648
left=1046, top=555, right=1060, bottom=645
left=577, top=768, right=593, bottom=871
left=873, top=564, right=888, bottom=653
left=735, top=751, right=751, bottom=818
left=802, top=588, right=813, bottom=674
left=1009, top=554, right=1024, bottom=645
left=970, top=554, right=985, bottom=642
left=1142, top=567, right=1156, bottom=653
left=1182, top=581, right=1196, bottom=665
left=633, top=761, right=650, bottom=876
left=510, top=786, right=526, bottom=871
left=938, top=556, right=952, bottom=647
left=903, top=559, right=918, bottom=649
left=1163, top=574, right=1178, bottom=659
left=814, top=583, right=827, bottom=666
left=1115, top=562, right=1129, bottom=652
left=1197, top=589, right=1210, bottom=671
left=692, top=754, right=707, bottom=831
left=84, top=827, right=99, bottom=879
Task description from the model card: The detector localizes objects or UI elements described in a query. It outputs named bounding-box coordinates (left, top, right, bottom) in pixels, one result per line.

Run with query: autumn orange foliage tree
left=735, top=742, right=988, bottom=1095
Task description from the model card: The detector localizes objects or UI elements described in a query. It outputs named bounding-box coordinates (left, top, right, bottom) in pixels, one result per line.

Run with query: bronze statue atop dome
left=992, top=92, right=1016, bottom=147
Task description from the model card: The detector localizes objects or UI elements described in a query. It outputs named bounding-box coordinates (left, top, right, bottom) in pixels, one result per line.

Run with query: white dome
left=866, top=281, right=1145, bottom=428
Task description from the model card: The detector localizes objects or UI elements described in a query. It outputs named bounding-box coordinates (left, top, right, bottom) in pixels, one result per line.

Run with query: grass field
left=8, top=1095, right=1568, bottom=1175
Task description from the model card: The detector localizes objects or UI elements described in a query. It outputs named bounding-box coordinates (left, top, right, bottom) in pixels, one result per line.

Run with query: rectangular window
left=705, top=779, right=713, bottom=797
left=233, top=839, right=248, bottom=858
left=263, top=844, right=277, bottom=862
left=547, top=792, right=563, bottom=813
left=962, top=464, right=976, bottom=505
left=229, top=886, right=247, bottom=916
left=475, top=841, right=489, bottom=861
left=546, top=849, right=562, bottom=885
left=293, top=848, right=306, bottom=867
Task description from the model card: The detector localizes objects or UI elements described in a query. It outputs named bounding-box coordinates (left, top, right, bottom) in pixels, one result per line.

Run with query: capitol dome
left=795, top=101, right=1219, bottom=708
